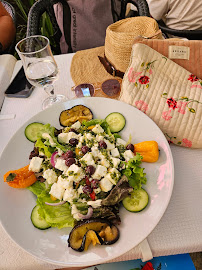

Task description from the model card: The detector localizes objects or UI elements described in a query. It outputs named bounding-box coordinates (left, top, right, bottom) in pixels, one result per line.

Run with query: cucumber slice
left=31, top=205, right=51, bottom=230
left=122, top=188, right=149, bottom=212
left=105, top=112, right=126, bottom=133
left=25, top=122, right=44, bottom=142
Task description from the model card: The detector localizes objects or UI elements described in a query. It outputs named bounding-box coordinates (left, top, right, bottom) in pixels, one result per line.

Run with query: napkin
left=0, top=54, right=17, bottom=110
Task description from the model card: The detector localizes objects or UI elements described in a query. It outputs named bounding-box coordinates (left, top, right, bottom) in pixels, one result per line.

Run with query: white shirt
left=147, top=0, right=202, bottom=30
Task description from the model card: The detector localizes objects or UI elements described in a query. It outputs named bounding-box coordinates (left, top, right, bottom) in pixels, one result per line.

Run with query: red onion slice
left=78, top=206, right=93, bottom=219
left=50, top=151, right=58, bottom=167
left=45, top=201, right=66, bottom=206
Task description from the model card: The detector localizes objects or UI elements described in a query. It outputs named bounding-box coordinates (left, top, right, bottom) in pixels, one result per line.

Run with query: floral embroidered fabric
left=120, top=43, right=202, bottom=148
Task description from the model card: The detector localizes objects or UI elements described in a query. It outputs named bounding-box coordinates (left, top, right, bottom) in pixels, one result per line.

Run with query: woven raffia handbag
left=119, top=42, right=202, bottom=148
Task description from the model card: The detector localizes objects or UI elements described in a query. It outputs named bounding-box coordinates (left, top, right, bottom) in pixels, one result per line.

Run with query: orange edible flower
left=4, top=165, right=37, bottom=188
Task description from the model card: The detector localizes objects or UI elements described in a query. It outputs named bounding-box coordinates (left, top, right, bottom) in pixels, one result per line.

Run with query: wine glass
left=15, top=35, right=66, bottom=110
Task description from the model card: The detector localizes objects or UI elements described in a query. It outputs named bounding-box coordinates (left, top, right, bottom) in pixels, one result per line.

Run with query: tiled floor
left=190, top=252, right=202, bottom=270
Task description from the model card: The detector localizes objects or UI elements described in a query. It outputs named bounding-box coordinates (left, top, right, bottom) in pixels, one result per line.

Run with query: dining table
left=0, top=53, right=202, bottom=270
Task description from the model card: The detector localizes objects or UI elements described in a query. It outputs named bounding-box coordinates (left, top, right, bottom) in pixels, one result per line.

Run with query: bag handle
left=62, top=0, right=73, bottom=53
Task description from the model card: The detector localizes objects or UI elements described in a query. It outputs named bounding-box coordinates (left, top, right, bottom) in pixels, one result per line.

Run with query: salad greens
left=27, top=115, right=147, bottom=230
left=122, top=153, right=147, bottom=190
left=28, top=182, right=74, bottom=228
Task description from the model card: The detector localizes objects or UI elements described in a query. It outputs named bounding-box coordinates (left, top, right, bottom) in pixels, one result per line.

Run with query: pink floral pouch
left=119, top=43, right=202, bottom=148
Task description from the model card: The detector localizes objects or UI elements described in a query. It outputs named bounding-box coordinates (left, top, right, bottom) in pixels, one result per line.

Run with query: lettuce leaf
left=37, top=191, right=75, bottom=228
left=27, top=181, right=46, bottom=196
left=36, top=124, right=70, bottom=153
left=122, top=153, right=147, bottom=190
left=35, top=138, right=53, bottom=158
left=27, top=181, right=75, bottom=229
left=83, top=119, right=112, bottom=135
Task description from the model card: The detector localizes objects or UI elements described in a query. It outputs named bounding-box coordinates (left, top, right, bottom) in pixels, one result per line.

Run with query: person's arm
left=0, top=2, right=16, bottom=51
left=146, top=0, right=169, bottom=21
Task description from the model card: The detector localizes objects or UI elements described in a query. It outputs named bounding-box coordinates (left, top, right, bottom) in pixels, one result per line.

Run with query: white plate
left=0, top=97, right=174, bottom=267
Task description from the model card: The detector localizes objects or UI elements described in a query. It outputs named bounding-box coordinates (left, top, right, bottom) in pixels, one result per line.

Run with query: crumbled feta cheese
left=42, top=133, right=56, bottom=147
left=57, top=175, right=73, bottom=189
left=92, top=165, right=107, bottom=179
left=106, top=168, right=121, bottom=185
left=71, top=121, right=81, bottom=130
left=92, top=124, right=104, bottom=134
left=116, top=138, right=127, bottom=146
left=110, top=157, right=120, bottom=168
left=104, top=139, right=115, bottom=150
left=123, top=150, right=134, bottom=161
left=109, top=167, right=121, bottom=177
left=100, top=177, right=114, bottom=192
left=80, top=152, right=95, bottom=166
left=91, top=146, right=99, bottom=157
left=77, top=185, right=84, bottom=195
left=77, top=142, right=82, bottom=148
left=57, top=148, right=64, bottom=156
left=85, top=133, right=94, bottom=141
left=111, top=147, right=120, bottom=158
left=58, top=132, right=79, bottom=144
left=55, top=158, right=68, bottom=172
left=77, top=135, right=84, bottom=148
left=96, top=135, right=104, bottom=142
left=39, top=151, right=45, bottom=156
left=66, top=164, right=85, bottom=183
left=100, top=158, right=110, bottom=168
left=63, top=187, right=78, bottom=203
left=94, top=187, right=101, bottom=194
left=79, top=135, right=85, bottom=143
left=71, top=204, right=82, bottom=220
left=105, top=173, right=116, bottom=185
left=49, top=182, right=65, bottom=200
left=87, top=199, right=102, bottom=208
left=29, top=157, right=43, bottom=172
left=43, top=169, right=57, bottom=184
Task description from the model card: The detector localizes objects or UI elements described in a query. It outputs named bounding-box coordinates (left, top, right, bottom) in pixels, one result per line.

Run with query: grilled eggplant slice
left=59, top=105, right=93, bottom=127
left=99, top=224, right=119, bottom=245
left=68, top=218, right=119, bottom=251
left=83, top=230, right=103, bottom=251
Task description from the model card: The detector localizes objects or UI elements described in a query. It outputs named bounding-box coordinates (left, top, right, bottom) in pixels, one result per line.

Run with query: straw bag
left=119, top=43, right=202, bottom=148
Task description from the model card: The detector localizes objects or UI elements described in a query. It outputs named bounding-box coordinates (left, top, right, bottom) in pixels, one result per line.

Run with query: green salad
left=27, top=116, right=147, bottom=230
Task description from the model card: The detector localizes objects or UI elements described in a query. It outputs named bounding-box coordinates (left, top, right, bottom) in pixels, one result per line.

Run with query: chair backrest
left=158, top=20, right=202, bottom=40
left=0, top=0, right=16, bottom=54
left=1, top=0, right=16, bottom=25
left=27, top=0, right=150, bottom=54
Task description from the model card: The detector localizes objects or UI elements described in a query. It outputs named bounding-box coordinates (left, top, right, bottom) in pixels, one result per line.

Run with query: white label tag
left=168, top=46, right=190, bottom=60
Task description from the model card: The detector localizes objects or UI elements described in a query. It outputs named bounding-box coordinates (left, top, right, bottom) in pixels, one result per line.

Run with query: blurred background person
left=146, top=0, right=202, bottom=32
left=0, top=1, right=16, bottom=54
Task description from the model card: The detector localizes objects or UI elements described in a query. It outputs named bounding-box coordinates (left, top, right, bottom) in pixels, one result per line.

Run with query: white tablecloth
left=0, top=53, right=202, bottom=270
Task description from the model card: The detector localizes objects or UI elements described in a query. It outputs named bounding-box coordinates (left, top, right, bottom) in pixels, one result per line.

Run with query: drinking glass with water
left=15, top=35, right=66, bottom=109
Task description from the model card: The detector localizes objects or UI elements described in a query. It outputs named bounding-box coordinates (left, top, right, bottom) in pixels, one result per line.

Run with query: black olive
left=86, top=165, right=95, bottom=176
left=65, top=158, right=76, bottom=167
left=126, top=143, right=134, bottom=152
left=99, top=140, right=107, bottom=149
left=81, top=145, right=90, bottom=154
left=62, top=150, right=74, bottom=159
left=69, top=138, right=78, bottom=146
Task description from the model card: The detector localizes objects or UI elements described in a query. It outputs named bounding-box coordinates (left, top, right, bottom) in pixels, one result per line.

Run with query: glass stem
left=44, top=84, right=57, bottom=101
